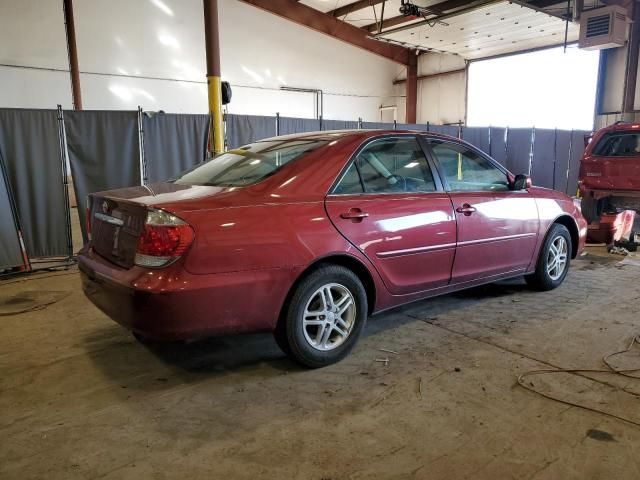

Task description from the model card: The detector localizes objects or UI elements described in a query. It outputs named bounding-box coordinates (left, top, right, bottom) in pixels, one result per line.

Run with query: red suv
left=578, top=123, right=640, bottom=241
left=79, top=131, right=586, bottom=367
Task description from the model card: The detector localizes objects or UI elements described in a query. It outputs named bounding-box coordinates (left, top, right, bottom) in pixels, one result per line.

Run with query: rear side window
left=334, top=137, right=436, bottom=194
left=592, top=132, right=640, bottom=157
left=174, top=139, right=328, bottom=187
left=333, top=163, right=363, bottom=194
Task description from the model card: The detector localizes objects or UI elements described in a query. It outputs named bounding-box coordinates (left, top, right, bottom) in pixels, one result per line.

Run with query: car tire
left=525, top=223, right=572, bottom=291
left=276, top=265, right=368, bottom=368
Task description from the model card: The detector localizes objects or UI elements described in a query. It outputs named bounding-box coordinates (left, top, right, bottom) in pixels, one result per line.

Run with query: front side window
left=334, top=137, right=436, bottom=194
left=174, top=139, right=328, bottom=187
left=592, top=132, right=640, bottom=157
left=429, top=140, right=509, bottom=192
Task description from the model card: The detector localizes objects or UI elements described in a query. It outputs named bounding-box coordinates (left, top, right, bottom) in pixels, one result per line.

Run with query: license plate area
left=91, top=199, right=146, bottom=268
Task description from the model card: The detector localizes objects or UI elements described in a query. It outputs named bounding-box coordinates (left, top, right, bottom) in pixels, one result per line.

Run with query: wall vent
left=579, top=5, right=629, bottom=50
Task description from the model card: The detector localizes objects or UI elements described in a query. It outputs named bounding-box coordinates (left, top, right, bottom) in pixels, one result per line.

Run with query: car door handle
left=340, top=208, right=369, bottom=221
left=456, top=204, right=476, bottom=216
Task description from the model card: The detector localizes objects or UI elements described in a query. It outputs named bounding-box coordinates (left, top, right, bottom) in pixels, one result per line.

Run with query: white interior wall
left=399, top=53, right=467, bottom=125
left=0, top=65, right=73, bottom=109
left=0, top=0, right=405, bottom=121
left=417, top=53, right=467, bottom=125
left=0, top=0, right=73, bottom=109
left=600, top=47, right=628, bottom=114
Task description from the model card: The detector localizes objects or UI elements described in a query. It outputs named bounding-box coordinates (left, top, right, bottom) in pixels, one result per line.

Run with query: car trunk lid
left=89, top=195, right=147, bottom=268
left=87, top=183, right=235, bottom=269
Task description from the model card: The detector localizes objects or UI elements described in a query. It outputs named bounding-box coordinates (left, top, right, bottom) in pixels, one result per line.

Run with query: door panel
left=448, top=191, right=538, bottom=282
left=326, top=193, right=456, bottom=294
left=426, top=137, right=539, bottom=283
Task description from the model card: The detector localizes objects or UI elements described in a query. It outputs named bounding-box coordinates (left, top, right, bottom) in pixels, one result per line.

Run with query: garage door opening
left=467, top=46, right=600, bottom=130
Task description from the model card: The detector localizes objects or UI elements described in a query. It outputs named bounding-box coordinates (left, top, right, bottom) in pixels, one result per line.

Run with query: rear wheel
left=276, top=265, right=368, bottom=368
left=525, top=223, right=572, bottom=291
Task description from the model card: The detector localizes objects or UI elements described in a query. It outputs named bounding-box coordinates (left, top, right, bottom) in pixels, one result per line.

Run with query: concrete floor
left=1, top=248, right=640, bottom=479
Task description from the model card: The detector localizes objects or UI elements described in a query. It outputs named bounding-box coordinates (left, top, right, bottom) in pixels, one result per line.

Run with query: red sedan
left=79, top=130, right=586, bottom=367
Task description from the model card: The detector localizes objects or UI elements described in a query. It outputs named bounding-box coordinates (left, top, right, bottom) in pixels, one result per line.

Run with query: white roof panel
left=301, top=0, right=579, bottom=60
left=376, top=1, right=579, bottom=59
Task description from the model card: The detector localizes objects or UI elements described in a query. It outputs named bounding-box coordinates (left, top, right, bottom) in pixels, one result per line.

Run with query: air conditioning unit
left=579, top=5, right=629, bottom=50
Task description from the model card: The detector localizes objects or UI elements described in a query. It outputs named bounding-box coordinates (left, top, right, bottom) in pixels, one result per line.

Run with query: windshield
left=592, top=132, right=640, bottom=157
left=174, top=139, right=328, bottom=187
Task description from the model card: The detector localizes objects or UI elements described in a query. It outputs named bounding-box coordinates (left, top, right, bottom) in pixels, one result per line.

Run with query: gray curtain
left=0, top=108, right=69, bottom=258
left=531, top=129, right=556, bottom=189
left=0, top=147, right=25, bottom=270
left=567, top=131, right=588, bottom=196
left=279, top=116, right=321, bottom=136
left=398, top=123, right=430, bottom=132
left=462, top=127, right=490, bottom=154
left=144, top=113, right=209, bottom=183
left=322, top=119, right=359, bottom=131
left=428, top=125, right=460, bottom=137
left=65, top=110, right=141, bottom=243
left=554, top=130, right=572, bottom=193
left=506, top=128, right=533, bottom=176
left=226, top=114, right=277, bottom=149
left=489, top=127, right=508, bottom=167
left=362, top=122, right=392, bottom=130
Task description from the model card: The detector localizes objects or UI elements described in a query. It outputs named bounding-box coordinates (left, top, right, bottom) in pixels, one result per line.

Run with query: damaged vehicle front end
left=578, top=123, right=640, bottom=246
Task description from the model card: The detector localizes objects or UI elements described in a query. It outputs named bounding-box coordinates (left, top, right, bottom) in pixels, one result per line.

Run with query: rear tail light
left=135, top=208, right=194, bottom=268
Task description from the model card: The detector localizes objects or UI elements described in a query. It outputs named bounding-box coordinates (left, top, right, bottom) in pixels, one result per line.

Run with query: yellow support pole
left=208, top=75, right=224, bottom=155
left=203, top=0, right=224, bottom=155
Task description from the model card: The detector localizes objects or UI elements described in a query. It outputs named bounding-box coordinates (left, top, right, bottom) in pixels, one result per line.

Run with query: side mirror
left=511, top=174, right=531, bottom=191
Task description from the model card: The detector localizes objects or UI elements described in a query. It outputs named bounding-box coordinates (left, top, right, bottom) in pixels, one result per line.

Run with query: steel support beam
left=364, top=14, right=418, bottom=33
left=62, top=0, right=82, bottom=110
left=623, top=0, right=639, bottom=114
left=406, top=51, right=418, bottom=123
left=239, top=0, right=410, bottom=65
left=363, top=0, right=491, bottom=33
left=328, top=0, right=386, bottom=18
left=393, top=67, right=466, bottom=84
left=203, top=0, right=224, bottom=154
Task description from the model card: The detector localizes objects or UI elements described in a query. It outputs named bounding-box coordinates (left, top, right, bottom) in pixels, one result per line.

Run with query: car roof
left=598, top=123, right=640, bottom=133
left=259, top=129, right=461, bottom=143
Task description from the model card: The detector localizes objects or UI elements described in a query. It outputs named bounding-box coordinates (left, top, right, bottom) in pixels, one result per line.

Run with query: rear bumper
left=78, top=247, right=300, bottom=340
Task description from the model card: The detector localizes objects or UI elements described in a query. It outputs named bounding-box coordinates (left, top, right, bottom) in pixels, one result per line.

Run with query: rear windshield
left=592, top=132, right=640, bottom=157
left=174, top=139, right=328, bottom=187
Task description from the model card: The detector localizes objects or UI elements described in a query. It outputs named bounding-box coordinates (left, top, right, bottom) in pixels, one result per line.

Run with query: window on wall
left=467, top=46, right=599, bottom=130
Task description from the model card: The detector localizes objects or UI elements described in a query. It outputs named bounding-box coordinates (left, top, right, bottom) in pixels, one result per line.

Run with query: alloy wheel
left=302, top=283, right=356, bottom=351
left=547, top=235, right=568, bottom=281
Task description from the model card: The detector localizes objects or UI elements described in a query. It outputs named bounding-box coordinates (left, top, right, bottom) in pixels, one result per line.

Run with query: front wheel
left=525, top=224, right=572, bottom=291
left=275, top=265, right=368, bottom=368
